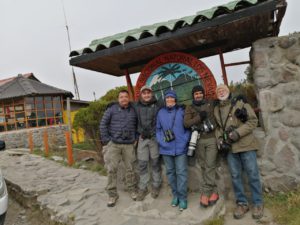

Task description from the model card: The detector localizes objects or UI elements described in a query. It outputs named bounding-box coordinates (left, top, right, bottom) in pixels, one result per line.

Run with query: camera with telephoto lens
left=235, top=107, right=248, bottom=123
left=164, top=129, right=175, bottom=142
left=187, top=126, right=199, bottom=157
left=200, top=118, right=215, bottom=133
left=121, top=130, right=131, bottom=140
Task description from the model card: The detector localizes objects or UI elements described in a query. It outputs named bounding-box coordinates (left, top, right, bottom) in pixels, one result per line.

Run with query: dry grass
left=265, top=189, right=300, bottom=225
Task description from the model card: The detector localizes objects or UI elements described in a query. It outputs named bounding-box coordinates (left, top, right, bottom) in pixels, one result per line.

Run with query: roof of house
left=0, top=73, right=39, bottom=87
left=0, top=74, right=73, bottom=100
left=69, top=0, right=287, bottom=76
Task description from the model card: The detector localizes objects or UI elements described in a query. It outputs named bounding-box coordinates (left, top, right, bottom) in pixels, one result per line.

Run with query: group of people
left=100, top=83, right=264, bottom=220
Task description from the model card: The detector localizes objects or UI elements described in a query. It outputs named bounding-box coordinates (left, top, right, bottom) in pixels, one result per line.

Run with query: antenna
left=61, top=0, right=80, bottom=100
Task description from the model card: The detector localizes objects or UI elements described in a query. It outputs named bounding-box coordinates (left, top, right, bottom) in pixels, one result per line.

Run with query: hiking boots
left=208, top=193, right=219, bottom=206
left=233, top=203, right=249, bottom=219
left=136, top=188, right=149, bottom=201
left=252, top=205, right=264, bottom=220
left=200, top=195, right=209, bottom=207
left=107, top=195, right=119, bottom=207
left=151, top=186, right=160, bottom=199
left=171, top=197, right=179, bottom=207
left=179, top=200, right=188, bottom=211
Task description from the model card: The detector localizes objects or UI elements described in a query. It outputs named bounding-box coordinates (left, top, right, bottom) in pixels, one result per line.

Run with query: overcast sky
left=0, top=0, right=298, bottom=101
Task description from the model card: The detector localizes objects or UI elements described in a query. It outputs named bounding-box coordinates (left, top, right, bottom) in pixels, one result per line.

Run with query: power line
left=61, top=0, right=80, bottom=100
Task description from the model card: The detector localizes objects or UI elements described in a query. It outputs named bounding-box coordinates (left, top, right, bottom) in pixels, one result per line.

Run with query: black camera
left=121, top=130, right=131, bottom=140
left=235, top=107, right=248, bottom=123
left=141, top=128, right=152, bottom=139
left=200, top=118, right=215, bottom=133
left=218, top=126, right=235, bottom=156
left=164, top=129, right=175, bottom=142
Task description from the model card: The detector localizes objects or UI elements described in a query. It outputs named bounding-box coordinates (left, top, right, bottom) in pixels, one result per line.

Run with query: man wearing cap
left=156, top=89, right=191, bottom=211
left=134, top=85, right=162, bottom=201
left=214, top=84, right=264, bottom=220
left=184, top=85, right=219, bottom=207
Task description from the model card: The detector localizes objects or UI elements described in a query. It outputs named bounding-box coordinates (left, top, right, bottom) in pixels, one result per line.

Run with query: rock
left=279, top=109, right=300, bottom=127
left=274, top=145, right=295, bottom=173
left=259, top=90, right=284, bottom=113
left=264, top=138, right=279, bottom=161
left=278, top=127, right=289, bottom=141
left=51, top=156, right=64, bottom=162
left=264, top=175, right=298, bottom=192
left=278, top=36, right=296, bottom=49
left=252, top=51, right=269, bottom=69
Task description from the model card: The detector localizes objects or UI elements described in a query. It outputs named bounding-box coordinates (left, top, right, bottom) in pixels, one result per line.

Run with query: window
left=0, top=95, right=64, bottom=132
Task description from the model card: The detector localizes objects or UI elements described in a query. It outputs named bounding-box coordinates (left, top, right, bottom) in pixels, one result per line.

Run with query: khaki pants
left=103, top=141, right=137, bottom=197
left=196, top=137, right=218, bottom=196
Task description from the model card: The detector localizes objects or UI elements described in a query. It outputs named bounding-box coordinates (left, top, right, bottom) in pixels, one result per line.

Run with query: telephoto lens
left=187, top=130, right=199, bottom=156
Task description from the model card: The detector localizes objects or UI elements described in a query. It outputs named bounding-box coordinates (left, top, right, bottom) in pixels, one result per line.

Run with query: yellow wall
left=63, top=110, right=85, bottom=144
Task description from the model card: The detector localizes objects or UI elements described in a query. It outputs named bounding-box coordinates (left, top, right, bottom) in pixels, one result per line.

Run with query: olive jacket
left=214, top=98, right=259, bottom=153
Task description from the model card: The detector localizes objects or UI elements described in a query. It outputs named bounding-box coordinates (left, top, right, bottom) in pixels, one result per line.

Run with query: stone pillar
left=251, top=33, right=300, bottom=191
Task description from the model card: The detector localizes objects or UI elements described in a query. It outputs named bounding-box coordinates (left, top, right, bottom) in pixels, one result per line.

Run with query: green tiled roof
left=70, top=0, right=267, bottom=56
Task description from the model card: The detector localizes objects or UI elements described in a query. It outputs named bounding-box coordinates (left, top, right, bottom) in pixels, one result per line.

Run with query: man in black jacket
left=135, top=86, right=162, bottom=201
left=100, top=90, right=138, bottom=207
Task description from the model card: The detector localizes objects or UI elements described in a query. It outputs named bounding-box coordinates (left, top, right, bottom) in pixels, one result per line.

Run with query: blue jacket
left=156, top=105, right=191, bottom=156
left=100, top=103, right=137, bottom=144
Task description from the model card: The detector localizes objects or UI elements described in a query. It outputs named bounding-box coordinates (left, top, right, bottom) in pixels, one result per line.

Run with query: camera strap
left=218, top=104, right=234, bottom=133
left=159, top=108, right=177, bottom=133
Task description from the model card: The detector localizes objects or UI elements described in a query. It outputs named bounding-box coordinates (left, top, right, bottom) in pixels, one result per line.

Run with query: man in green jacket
left=214, top=84, right=263, bottom=220
left=184, top=85, right=219, bottom=207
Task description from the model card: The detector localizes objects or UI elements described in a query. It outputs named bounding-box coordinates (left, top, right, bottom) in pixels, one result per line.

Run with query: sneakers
left=136, top=188, right=149, bottom=201
left=208, top=193, right=219, bottom=206
left=130, top=191, right=138, bottom=201
left=252, top=205, right=264, bottom=220
left=179, top=200, right=188, bottom=211
left=233, top=203, right=249, bottom=219
left=171, top=197, right=179, bottom=207
left=200, top=195, right=209, bottom=207
left=151, top=187, right=160, bottom=199
left=107, top=195, right=119, bottom=207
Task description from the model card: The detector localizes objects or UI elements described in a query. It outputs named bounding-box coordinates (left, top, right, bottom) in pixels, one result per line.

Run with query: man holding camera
left=214, top=84, right=263, bottom=220
left=100, top=90, right=138, bottom=207
left=184, top=85, right=219, bottom=207
left=134, top=86, right=162, bottom=201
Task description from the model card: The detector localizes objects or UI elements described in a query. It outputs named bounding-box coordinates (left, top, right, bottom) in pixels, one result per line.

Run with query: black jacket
left=134, top=98, right=161, bottom=138
left=100, top=102, right=137, bottom=144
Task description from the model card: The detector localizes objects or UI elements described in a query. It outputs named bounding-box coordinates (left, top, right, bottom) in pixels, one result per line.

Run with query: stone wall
left=251, top=32, right=300, bottom=191
left=0, top=125, right=69, bottom=149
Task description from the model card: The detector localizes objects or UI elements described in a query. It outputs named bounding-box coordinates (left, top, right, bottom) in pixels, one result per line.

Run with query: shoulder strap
left=218, top=103, right=234, bottom=132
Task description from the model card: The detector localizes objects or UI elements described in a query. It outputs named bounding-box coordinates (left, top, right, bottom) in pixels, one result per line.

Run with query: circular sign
left=135, top=52, right=217, bottom=104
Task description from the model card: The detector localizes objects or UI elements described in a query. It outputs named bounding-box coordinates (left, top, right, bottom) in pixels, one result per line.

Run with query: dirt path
left=5, top=197, right=49, bottom=225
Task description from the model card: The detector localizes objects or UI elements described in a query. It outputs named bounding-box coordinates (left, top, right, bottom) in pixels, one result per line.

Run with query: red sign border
left=135, top=52, right=217, bottom=100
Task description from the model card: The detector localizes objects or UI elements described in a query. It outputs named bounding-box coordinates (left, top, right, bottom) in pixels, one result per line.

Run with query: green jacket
left=184, top=100, right=216, bottom=139
left=214, top=98, right=259, bottom=153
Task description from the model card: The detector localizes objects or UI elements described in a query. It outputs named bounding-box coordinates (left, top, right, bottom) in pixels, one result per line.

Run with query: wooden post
left=125, top=69, right=135, bottom=101
left=66, top=97, right=72, bottom=137
left=43, top=130, right=49, bottom=157
left=28, top=131, right=33, bottom=153
left=218, top=48, right=229, bottom=85
left=65, top=131, right=74, bottom=166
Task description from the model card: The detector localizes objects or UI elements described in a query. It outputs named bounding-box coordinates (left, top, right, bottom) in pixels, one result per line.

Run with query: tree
left=73, top=86, right=128, bottom=164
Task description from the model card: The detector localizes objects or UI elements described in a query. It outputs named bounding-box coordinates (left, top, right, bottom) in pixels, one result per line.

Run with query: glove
left=229, top=130, right=240, bottom=142
left=199, top=111, right=207, bottom=121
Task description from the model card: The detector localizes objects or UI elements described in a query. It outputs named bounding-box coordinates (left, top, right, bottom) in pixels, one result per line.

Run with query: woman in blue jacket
left=156, top=90, right=191, bottom=211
